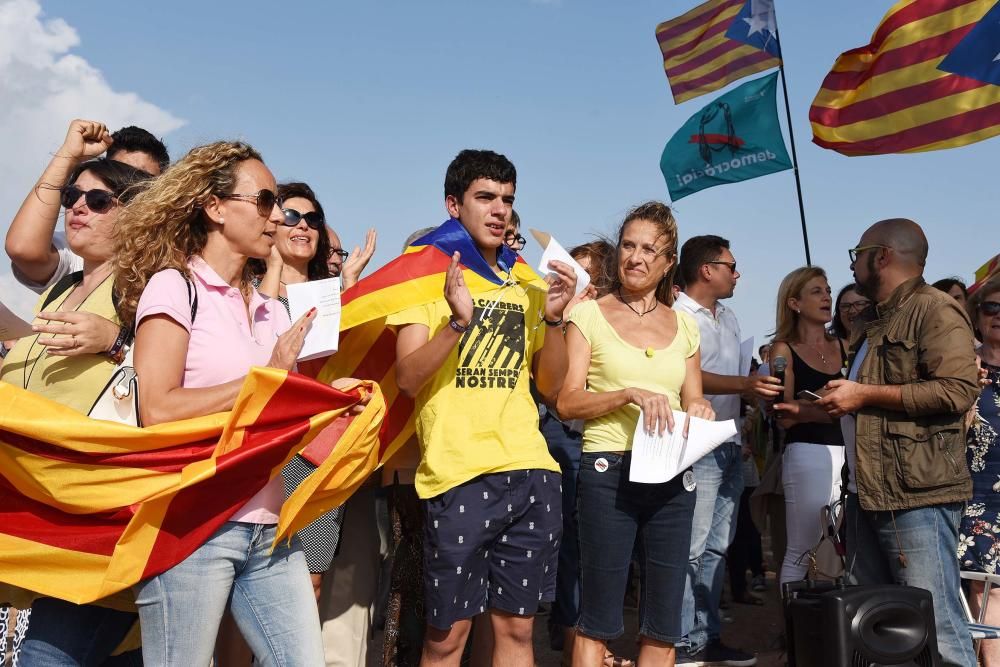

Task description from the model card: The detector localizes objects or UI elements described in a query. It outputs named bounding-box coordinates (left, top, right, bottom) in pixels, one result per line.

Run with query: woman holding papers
left=0, top=156, right=151, bottom=666
left=770, top=266, right=846, bottom=586
left=113, top=141, right=329, bottom=665
left=557, top=202, right=713, bottom=667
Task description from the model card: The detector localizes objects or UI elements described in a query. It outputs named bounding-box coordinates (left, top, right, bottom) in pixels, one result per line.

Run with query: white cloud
left=0, top=0, right=184, bottom=316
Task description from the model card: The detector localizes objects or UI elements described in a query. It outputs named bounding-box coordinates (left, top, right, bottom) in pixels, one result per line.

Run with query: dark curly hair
left=444, top=149, right=516, bottom=202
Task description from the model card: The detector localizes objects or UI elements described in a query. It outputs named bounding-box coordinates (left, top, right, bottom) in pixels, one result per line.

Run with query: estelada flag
left=300, top=218, right=547, bottom=464
left=0, top=368, right=385, bottom=606
left=810, top=0, right=1000, bottom=156
left=660, top=72, right=792, bottom=201
left=656, top=0, right=782, bottom=104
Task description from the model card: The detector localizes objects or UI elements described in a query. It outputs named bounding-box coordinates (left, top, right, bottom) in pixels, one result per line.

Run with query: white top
left=842, top=339, right=869, bottom=494
left=12, top=232, right=84, bottom=294
left=673, top=291, right=742, bottom=433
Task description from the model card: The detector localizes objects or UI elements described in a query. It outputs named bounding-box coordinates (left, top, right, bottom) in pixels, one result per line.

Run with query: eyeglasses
left=60, top=185, right=116, bottom=213
left=848, top=244, right=888, bottom=264
left=981, top=301, right=1000, bottom=316
left=706, top=260, right=737, bottom=273
left=838, top=299, right=871, bottom=313
left=281, top=207, right=324, bottom=230
left=327, top=248, right=349, bottom=261
left=504, top=233, right=527, bottom=251
left=220, top=189, right=281, bottom=217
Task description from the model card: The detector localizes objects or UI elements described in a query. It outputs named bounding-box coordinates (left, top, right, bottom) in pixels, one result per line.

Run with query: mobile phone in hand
left=797, top=389, right=823, bottom=402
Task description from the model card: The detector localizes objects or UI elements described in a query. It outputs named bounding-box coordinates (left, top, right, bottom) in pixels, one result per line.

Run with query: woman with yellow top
left=557, top=202, right=713, bottom=667
left=0, top=152, right=150, bottom=665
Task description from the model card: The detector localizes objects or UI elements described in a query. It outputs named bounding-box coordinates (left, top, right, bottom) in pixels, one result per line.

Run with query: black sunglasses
left=706, top=260, right=737, bottom=273
left=60, top=185, right=116, bottom=213
left=981, top=301, right=1000, bottom=316
left=504, top=233, right=527, bottom=250
left=281, top=207, right=325, bottom=230
left=220, top=189, right=281, bottom=217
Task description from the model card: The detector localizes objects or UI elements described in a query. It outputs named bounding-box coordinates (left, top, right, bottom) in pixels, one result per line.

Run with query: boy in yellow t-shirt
left=388, top=149, right=576, bottom=666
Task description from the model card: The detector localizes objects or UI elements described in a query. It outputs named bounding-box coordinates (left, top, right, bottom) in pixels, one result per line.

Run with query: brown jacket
left=851, top=277, right=978, bottom=511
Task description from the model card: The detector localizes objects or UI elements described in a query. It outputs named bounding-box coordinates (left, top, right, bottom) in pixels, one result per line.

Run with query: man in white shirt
left=673, top=235, right=781, bottom=667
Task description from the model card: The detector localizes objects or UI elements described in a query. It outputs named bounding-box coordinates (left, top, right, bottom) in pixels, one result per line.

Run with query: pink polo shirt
left=136, top=256, right=292, bottom=524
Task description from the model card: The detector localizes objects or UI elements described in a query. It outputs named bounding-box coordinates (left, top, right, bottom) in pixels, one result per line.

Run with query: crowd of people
left=0, top=119, right=997, bottom=667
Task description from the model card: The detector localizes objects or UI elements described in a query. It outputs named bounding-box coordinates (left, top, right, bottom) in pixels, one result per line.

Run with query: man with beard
left=818, top=218, right=979, bottom=667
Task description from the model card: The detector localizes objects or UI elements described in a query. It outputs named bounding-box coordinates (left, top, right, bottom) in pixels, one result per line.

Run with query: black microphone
left=772, top=355, right=787, bottom=391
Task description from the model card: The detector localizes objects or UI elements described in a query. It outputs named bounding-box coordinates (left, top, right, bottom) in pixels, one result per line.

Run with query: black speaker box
left=784, top=581, right=940, bottom=667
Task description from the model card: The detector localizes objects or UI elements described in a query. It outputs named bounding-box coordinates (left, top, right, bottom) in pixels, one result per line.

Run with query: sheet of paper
left=740, top=336, right=755, bottom=376
left=0, top=300, right=33, bottom=340
left=629, top=410, right=738, bottom=484
left=529, top=229, right=591, bottom=295
left=286, top=277, right=341, bottom=362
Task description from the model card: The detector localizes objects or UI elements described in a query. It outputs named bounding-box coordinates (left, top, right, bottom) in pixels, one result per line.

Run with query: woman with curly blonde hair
left=113, top=141, right=325, bottom=665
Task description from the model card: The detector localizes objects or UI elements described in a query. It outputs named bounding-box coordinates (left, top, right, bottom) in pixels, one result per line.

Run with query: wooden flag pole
left=774, top=25, right=812, bottom=266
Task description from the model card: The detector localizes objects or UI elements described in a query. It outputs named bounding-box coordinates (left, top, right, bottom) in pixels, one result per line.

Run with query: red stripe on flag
left=0, top=473, right=130, bottom=557
left=660, top=20, right=734, bottom=61
left=378, top=396, right=415, bottom=460
left=342, top=248, right=450, bottom=305
left=816, top=24, right=973, bottom=92
left=656, top=0, right=742, bottom=44
left=810, top=75, right=987, bottom=127
left=811, top=99, right=1000, bottom=155
left=347, top=328, right=398, bottom=381
left=669, top=50, right=776, bottom=98
left=870, top=0, right=981, bottom=51
left=664, top=34, right=747, bottom=78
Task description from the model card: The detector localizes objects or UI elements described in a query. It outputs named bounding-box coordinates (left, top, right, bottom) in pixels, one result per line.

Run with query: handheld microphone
left=772, top=355, right=787, bottom=390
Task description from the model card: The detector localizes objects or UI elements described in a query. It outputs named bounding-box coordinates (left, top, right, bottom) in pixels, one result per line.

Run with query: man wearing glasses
left=503, top=209, right=526, bottom=253
left=818, top=218, right=979, bottom=667
left=325, top=226, right=377, bottom=289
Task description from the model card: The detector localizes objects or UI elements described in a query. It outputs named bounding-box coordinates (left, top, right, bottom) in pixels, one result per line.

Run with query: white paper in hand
left=285, top=277, right=341, bottom=361
left=0, top=300, right=33, bottom=340
left=629, top=410, right=738, bottom=484
left=529, top=229, right=590, bottom=295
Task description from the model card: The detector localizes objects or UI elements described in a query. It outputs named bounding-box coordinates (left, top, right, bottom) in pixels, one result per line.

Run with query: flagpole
left=774, top=26, right=812, bottom=266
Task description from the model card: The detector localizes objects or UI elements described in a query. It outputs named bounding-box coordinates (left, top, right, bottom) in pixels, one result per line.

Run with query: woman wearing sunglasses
left=1, top=157, right=151, bottom=665
left=112, top=142, right=328, bottom=665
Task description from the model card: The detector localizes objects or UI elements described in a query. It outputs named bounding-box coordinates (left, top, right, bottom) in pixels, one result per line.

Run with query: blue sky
left=2, top=0, right=995, bottom=349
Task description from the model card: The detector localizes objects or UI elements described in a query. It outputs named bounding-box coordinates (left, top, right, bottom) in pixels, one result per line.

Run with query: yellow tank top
left=0, top=273, right=119, bottom=414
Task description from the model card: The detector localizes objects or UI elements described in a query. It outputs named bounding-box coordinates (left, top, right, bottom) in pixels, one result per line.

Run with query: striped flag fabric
left=300, top=218, right=547, bottom=464
left=0, top=368, right=385, bottom=606
left=656, top=0, right=782, bottom=104
left=970, top=252, right=1000, bottom=294
left=810, top=0, right=1000, bottom=156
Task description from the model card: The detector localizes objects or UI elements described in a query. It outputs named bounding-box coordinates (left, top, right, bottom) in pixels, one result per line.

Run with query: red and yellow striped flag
left=300, top=218, right=546, bottom=465
left=810, top=0, right=1000, bottom=155
left=0, top=368, right=384, bottom=606
left=656, top=0, right=782, bottom=104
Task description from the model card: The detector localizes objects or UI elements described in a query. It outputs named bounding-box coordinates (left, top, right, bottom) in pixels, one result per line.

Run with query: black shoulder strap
left=182, top=271, right=199, bottom=324
left=40, top=270, right=84, bottom=312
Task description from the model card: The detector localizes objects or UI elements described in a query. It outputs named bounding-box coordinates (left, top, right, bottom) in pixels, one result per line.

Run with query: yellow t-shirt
left=0, top=274, right=119, bottom=414
left=386, top=284, right=558, bottom=499
left=568, top=299, right=700, bottom=453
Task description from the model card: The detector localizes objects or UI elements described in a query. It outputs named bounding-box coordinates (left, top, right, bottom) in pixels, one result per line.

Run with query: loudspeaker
left=784, top=581, right=940, bottom=666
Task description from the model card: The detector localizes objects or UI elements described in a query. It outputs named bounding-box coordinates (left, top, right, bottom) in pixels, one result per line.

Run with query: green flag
left=660, top=71, right=791, bottom=201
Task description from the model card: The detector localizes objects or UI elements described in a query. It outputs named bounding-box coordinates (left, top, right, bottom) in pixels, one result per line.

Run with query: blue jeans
left=134, top=521, right=323, bottom=666
left=845, top=493, right=975, bottom=667
left=681, top=441, right=744, bottom=653
left=18, top=598, right=140, bottom=666
left=541, top=414, right=582, bottom=628
left=577, top=451, right=695, bottom=643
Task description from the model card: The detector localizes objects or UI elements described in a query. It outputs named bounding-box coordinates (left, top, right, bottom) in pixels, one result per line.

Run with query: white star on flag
left=744, top=0, right=777, bottom=40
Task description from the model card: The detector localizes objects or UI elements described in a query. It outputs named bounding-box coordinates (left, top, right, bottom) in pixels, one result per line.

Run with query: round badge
left=594, top=457, right=609, bottom=473
left=682, top=470, right=696, bottom=492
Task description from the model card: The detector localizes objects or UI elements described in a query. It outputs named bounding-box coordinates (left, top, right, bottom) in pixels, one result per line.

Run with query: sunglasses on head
left=281, top=207, right=324, bottom=230
left=60, top=185, right=116, bottom=213
left=220, top=189, right=281, bottom=217
left=981, top=301, right=1000, bottom=316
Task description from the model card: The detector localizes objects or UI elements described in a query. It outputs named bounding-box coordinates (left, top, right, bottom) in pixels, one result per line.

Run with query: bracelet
left=448, top=316, right=471, bottom=334
left=106, top=325, right=129, bottom=364
left=542, top=316, right=564, bottom=328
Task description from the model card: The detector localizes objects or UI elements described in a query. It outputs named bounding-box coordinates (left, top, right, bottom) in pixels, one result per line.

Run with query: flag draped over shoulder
left=660, top=72, right=792, bottom=201
left=810, top=0, right=1000, bottom=155
left=656, top=0, right=782, bottom=104
left=300, top=218, right=546, bottom=464
left=0, top=368, right=385, bottom=606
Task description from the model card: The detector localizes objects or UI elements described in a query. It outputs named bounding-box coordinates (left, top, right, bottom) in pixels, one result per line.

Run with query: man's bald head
left=863, top=218, right=928, bottom=267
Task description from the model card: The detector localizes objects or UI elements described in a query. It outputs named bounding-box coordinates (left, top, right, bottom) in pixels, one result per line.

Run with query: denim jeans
left=18, top=597, right=141, bottom=666
left=845, top=493, right=976, bottom=667
left=134, top=521, right=323, bottom=666
left=680, top=440, right=744, bottom=653
left=577, top=451, right=695, bottom=643
left=541, top=414, right=582, bottom=628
